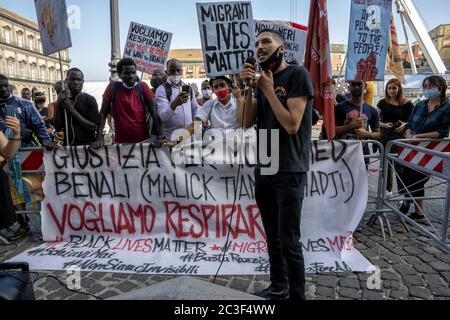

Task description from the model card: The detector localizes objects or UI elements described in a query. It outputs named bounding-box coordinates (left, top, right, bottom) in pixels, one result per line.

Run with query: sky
left=1, top=0, right=449, bottom=80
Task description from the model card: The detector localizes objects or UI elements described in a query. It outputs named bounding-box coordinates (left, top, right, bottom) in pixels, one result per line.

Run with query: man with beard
left=53, top=68, right=100, bottom=146
left=239, top=29, right=314, bottom=301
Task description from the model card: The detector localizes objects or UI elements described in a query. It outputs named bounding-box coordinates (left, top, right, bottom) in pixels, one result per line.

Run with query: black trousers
left=255, top=170, right=306, bottom=300
left=0, top=168, right=17, bottom=230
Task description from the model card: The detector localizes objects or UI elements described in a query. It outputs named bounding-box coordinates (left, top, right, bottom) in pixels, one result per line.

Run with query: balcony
left=0, top=35, right=71, bottom=63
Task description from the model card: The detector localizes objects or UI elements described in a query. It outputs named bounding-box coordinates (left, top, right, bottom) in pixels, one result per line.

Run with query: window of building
left=3, top=28, right=11, bottom=44
left=31, top=64, right=37, bottom=80
left=49, top=68, right=54, bottom=82
left=28, top=36, right=34, bottom=50
left=19, top=62, right=26, bottom=77
left=17, top=32, right=24, bottom=47
left=40, top=66, right=46, bottom=81
left=7, top=59, right=14, bottom=76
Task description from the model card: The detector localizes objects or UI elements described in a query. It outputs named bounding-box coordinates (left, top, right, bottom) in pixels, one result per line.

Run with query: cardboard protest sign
left=34, top=0, right=72, bottom=56
left=346, top=0, right=393, bottom=81
left=10, top=136, right=371, bottom=275
left=255, top=20, right=308, bottom=65
left=123, top=22, right=172, bottom=74
left=196, top=1, right=256, bottom=77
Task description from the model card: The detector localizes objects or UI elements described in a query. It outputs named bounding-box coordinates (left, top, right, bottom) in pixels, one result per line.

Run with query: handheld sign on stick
left=196, top=1, right=256, bottom=77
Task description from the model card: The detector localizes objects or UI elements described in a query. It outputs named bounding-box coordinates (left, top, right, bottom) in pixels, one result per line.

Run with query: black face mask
left=260, top=47, right=283, bottom=72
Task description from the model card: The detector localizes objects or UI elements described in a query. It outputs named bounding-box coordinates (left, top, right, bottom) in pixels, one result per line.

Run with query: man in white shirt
left=168, top=76, right=240, bottom=145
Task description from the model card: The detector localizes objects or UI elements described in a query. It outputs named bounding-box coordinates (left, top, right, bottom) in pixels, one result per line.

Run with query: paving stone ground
left=1, top=159, right=449, bottom=300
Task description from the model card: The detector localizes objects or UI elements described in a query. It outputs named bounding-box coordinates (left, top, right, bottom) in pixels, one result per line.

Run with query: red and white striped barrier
left=1, top=149, right=44, bottom=173
left=398, top=141, right=450, bottom=174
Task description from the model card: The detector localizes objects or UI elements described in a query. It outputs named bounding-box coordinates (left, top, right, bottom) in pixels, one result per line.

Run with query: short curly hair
left=117, top=58, right=136, bottom=74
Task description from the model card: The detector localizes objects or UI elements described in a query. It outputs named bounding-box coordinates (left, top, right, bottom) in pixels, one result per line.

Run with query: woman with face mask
left=397, top=75, right=450, bottom=221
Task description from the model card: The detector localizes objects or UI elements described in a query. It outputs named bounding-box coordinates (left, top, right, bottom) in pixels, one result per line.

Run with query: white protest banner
left=10, top=138, right=371, bottom=275
left=34, top=0, right=72, bottom=56
left=123, top=22, right=172, bottom=74
left=255, top=20, right=308, bottom=65
left=346, top=0, right=393, bottom=81
left=196, top=1, right=256, bottom=77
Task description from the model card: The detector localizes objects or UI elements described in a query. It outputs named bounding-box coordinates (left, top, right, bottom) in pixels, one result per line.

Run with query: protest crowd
left=0, top=0, right=449, bottom=302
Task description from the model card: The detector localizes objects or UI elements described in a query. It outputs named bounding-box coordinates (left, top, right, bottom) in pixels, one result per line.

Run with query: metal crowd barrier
left=8, top=140, right=450, bottom=252
left=380, top=139, right=450, bottom=251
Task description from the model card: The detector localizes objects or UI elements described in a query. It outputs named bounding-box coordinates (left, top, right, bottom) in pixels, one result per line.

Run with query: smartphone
left=5, top=105, right=15, bottom=117
left=182, top=85, right=191, bottom=94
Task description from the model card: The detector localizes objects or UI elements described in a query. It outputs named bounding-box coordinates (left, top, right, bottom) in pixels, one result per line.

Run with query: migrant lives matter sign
left=10, top=139, right=372, bottom=275
left=197, top=1, right=256, bottom=77
left=34, top=0, right=72, bottom=56
left=123, top=22, right=172, bottom=74
left=255, top=20, right=308, bottom=65
left=346, top=0, right=392, bottom=81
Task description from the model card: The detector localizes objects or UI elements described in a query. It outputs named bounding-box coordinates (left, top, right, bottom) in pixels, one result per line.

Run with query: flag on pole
left=387, top=16, right=405, bottom=83
left=34, top=0, right=72, bottom=56
left=304, top=0, right=335, bottom=140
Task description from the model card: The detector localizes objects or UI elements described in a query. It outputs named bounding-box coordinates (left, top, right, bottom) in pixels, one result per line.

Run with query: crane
left=395, top=0, right=447, bottom=75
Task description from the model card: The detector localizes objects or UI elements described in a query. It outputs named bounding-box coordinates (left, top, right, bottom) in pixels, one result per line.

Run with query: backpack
left=110, top=81, right=155, bottom=137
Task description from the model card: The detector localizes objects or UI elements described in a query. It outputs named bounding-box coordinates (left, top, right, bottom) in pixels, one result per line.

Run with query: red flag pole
left=304, top=0, right=336, bottom=140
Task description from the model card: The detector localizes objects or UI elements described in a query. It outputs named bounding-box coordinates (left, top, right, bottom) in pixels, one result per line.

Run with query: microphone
left=244, top=57, right=257, bottom=91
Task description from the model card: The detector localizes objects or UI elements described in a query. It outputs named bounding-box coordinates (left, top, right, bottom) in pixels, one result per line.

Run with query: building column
left=109, top=0, right=121, bottom=81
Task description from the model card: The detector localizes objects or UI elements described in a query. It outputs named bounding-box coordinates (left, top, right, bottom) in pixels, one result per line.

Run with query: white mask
left=169, top=75, right=182, bottom=85
left=122, top=82, right=136, bottom=89
left=202, top=89, right=213, bottom=98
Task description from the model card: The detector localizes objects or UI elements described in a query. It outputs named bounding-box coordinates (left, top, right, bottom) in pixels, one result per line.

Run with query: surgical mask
left=259, top=47, right=283, bottom=72
left=202, top=89, right=213, bottom=98
left=169, top=75, right=182, bottom=85
left=423, top=87, right=441, bottom=100
left=122, top=82, right=136, bottom=89
left=215, top=88, right=229, bottom=100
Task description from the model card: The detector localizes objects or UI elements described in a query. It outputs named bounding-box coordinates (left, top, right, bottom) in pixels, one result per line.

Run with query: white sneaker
left=386, top=191, right=393, bottom=197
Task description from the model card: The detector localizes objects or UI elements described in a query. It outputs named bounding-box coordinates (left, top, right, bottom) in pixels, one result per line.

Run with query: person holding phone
left=155, top=59, right=198, bottom=141
left=0, top=74, right=52, bottom=237
left=0, top=107, right=29, bottom=242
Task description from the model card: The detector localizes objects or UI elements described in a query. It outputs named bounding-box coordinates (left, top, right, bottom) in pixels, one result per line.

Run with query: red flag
left=304, top=0, right=335, bottom=140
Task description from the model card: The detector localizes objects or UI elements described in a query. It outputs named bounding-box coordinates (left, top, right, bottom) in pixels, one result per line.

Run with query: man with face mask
left=170, top=76, right=239, bottom=145
left=198, top=80, right=213, bottom=107
left=93, top=58, right=161, bottom=148
left=155, top=59, right=199, bottom=141
left=239, top=29, right=314, bottom=301
left=53, top=68, right=99, bottom=146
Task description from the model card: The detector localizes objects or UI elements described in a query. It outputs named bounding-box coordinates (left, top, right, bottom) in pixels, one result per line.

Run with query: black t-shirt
left=63, top=93, right=100, bottom=146
left=377, top=99, right=413, bottom=124
left=335, top=100, right=380, bottom=140
left=256, top=65, right=314, bottom=173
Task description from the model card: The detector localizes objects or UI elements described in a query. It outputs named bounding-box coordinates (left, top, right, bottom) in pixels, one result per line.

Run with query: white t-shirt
left=196, top=96, right=239, bottom=131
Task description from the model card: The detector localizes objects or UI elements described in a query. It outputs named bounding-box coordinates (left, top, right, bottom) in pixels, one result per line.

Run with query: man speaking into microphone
left=239, top=29, right=314, bottom=301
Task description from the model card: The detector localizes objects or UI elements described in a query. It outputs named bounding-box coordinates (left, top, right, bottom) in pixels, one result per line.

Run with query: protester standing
left=240, top=29, right=314, bottom=301
left=53, top=68, right=99, bottom=147
left=377, top=78, right=414, bottom=194
left=0, top=114, right=24, bottom=242
left=397, top=75, right=450, bottom=220
left=93, top=58, right=160, bottom=148
left=155, top=59, right=198, bottom=141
